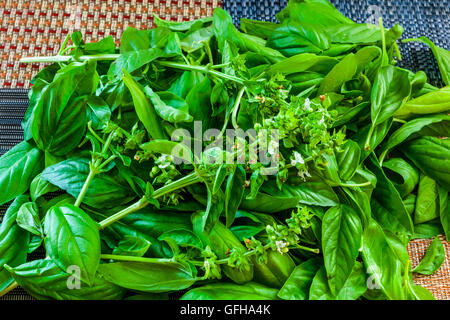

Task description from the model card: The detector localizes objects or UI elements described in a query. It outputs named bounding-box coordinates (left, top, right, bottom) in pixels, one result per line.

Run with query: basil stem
left=74, top=128, right=116, bottom=207
left=20, top=54, right=120, bottom=64
left=98, top=171, right=202, bottom=229
left=156, top=61, right=245, bottom=84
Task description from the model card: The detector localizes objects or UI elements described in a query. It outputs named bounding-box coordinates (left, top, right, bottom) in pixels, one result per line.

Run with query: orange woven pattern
left=408, top=235, right=450, bottom=300
left=0, top=0, right=222, bottom=87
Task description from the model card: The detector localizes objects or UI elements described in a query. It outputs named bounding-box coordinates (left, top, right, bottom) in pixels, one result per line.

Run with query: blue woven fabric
left=222, top=0, right=450, bottom=86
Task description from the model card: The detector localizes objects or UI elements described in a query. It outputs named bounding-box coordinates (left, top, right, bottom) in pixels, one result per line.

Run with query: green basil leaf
left=336, top=140, right=361, bottom=181
left=276, top=0, right=353, bottom=27
left=370, top=65, right=411, bottom=126
left=438, top=186, right=450, bottom=241
left=246, top=169, right=265, bottom=200
left=84, top=36, right=116, bottom=55
left=28, top=234, right=43, bottom=254
left=44, top=204, right=101, bottom=286
left=242, top=178, right=339, bottom=213
left=158, top=229, right=203, bottom=250
left=241, top=18, right=279, bottom=39
left=267, top=20, right=330, bottom=57
left=0, top=196, right=30, bottom=291
left=252, top=250, right=295, bottom=289
left=205, top=221, right=254, bottom=284
left=212, top=164, right=229, bottom=194
left=117, top=210, right=192, bottom=238
left=104, top=209, right=192, bottom=258
left=185, top=76, right=213, bottom=131
left=366, top=155, right=414, bottom=235
left=412, top=237, right=445, bottom=275
left=320, top=152, right=341, bottom=186
left=86, top=96, right=111, bottom=130
left=230, top=225, right=266, bottom=241
left=98, top=261, right=196, bottom=292
left=400, top=137, right=450, bottom=191
left=225, top=166, right=246, bottom=227
left=119, top=27, right=151, bottom=53
left=278, top=257, right=322, bottom=300
left=31, top=63, right=93, bottom=155
left=144, top=87, right=193, bottom=123
left=181, top=282, right=278, bottom=300
left=395, top=86, right=450, bottom=118
left=5, top=259, right=125, bottom=300
left=318, top=53, right=357, bottom=95
left=202, top=185, right=225, bottom=234
left=122, top=69, right=167, bottom=139
left=332, top=101, right=369, bottom=128
left=108, top=48, right=166, bottom=81
left=322, top=205, right=362, bottom=295
left=112, top=235, right=151, bottom=257
left=16, top=202, right=43, bottom=236
left=168, top=71, right=203, bottom=99
left=180, top=27, right=214, bottom=53
left=326, top=23, right=382, bottom=44
left=211, top=82, right=230, bottom=116
left=340, top=187, right=371, bottom=228
left=309, top=262, right=366, bottom=300
left=30, top=173, right=58, bottom=202
left=381, top=114, right=450, bottom=157
left=382, top=158, right=419, bottom=198
left=335, top=262, right=368, bottom=300
left=41, top=158, right=135, bottom=209
left=361, top=219, right=411, bottom=300
left=409, top=283, right=436, bottom=300
left=0, top=141, right=44, bottom=205
left=23, top=78, right=50, bottom=140
left=353, top=119, right=393, bottom=159
left=322, top=43, right=357, bottom=57
left=213, top=8, right=284, bottom=63
left=267, top=53, right=337, bottom=76
left=125, top=293, right=169, bottom=300
left=404, top=194, right=416, bottom=216
left=414, top=174, right=439, bottom=224
left=412, top=220, right=444, bottom=240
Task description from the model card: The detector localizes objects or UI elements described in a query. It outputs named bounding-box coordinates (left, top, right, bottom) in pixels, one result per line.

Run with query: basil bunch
left=1, top=0, right=449, bottom=300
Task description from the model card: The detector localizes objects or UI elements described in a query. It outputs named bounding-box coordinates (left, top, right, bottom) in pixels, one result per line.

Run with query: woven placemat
left=0, top=0, right=221, bottom=87
left=408, top=236, right=450, bottom=300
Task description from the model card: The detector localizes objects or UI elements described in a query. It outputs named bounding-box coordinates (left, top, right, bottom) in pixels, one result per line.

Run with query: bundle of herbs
left=0, top=0, right=449, bottom=300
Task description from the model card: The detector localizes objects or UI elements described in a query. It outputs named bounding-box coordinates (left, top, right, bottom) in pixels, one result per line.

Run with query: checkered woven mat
left=0, top=0, right=221, bottom=87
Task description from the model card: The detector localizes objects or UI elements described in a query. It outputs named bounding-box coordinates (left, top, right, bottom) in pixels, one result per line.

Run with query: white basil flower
left=275, top=240, right=288, bottom=254
left=291, top=151, right=305, bottom=166
left=304, top=98, right=313, bottom=111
